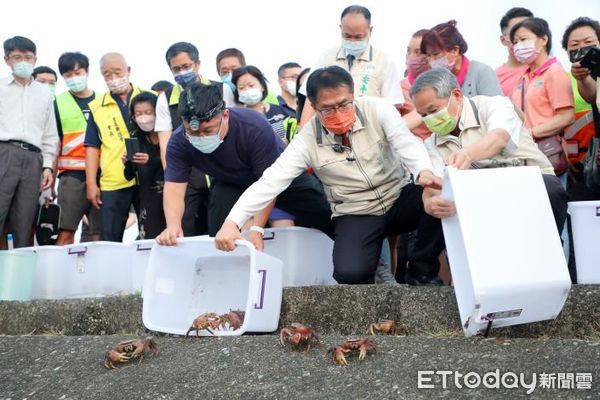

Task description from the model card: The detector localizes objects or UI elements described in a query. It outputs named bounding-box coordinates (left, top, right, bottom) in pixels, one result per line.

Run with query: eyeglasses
left=172, top=63, right=195, bottom=74
left=317, top=100, right=354, bottom=117
left=8, top=54, right=35, bottom=63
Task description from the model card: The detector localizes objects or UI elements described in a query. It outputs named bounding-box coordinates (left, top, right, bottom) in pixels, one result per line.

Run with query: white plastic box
left=22, top=242, right=135, bottom=299
left=441, top=167, right=571, bottom=337
left=259, top=227, right=337, bottom=287
left=142, top=237, right=283, bottom=336
left=130, top=239, right=155, bottom=292
left=568, top=201, right=600, bottom=283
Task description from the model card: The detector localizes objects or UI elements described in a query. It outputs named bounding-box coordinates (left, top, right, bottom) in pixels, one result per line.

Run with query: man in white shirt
left=215, top=66, right=445, bottom=285
left=0, top=36, right=58, bottom=248
left=298, top=5, right=414, bottom=127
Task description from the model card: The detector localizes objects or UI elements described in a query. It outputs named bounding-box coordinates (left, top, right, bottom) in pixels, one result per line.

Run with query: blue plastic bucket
left=0, top=251, right=37, bottom=301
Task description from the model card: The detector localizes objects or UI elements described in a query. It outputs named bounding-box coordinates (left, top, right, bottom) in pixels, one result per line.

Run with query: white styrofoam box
left=441, top=166, right=571, bottom=337
left=142, top=237, right=283, bottom=336
left=130, top=239, right=155, bottom=292
left=22, top=242, right=135, bottom=299
left=259, top=227, right=337, bottom=287
left=568, top=201, right=600, bottom=283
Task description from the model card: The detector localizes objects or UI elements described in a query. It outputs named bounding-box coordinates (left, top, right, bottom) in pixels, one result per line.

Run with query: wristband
left=249, top=225, right=265, bottom=236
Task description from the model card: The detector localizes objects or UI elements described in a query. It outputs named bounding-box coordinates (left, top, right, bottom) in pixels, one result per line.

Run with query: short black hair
left=165, top=42, right=199, bottom=66
left=278, top=62, right=301, bottom=78
left=562, top=17, right=600, bottom=50
left=215, top=48, right=246, bottom=73
left=3, top=36, right=36, bottom=57
left=499, top=7, right=534, bottom=32
left=178, top=82, right=225, bottom=123
left=130, top=92, right=158, bottom=131
left=33, top=66, right=57, bottom=80
left=231, top=65, right=268, bottom=104
left=151, top=80, right=174, bottom=92
left=58, top=52, right=89, bottom=75
left=341, top=5, right=371, bottom=25
left=306, top=66, right=354, bottom=105
left=510, top=17, right=552, bottom=54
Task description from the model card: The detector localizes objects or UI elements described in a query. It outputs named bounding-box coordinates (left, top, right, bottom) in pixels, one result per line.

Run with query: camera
left=570, top=45, right=600, bottom=79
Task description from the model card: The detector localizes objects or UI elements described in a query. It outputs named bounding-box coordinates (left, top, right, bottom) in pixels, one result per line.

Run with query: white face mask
left=106, top=76, right=130, bottom=94
left=284, top=80, right=297, bottom=96
left=136, top=115, right=156, bottom=132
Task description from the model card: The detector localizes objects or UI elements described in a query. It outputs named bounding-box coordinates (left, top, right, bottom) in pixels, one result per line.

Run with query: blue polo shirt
left=165, top=107, right=284, bottom=187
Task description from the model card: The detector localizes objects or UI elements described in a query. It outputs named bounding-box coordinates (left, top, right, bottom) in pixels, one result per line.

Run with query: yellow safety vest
left=89, top=85, right=145, bottom=191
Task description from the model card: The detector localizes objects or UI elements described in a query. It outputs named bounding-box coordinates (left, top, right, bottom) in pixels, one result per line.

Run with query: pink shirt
left=510, top=57, right=574, bottom=130
left=495, top=64, right=528, bottom=97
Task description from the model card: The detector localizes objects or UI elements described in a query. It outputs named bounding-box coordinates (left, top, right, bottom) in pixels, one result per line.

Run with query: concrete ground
left=1, top=335, right=599, bottom=400
left=1, top=285, right=600, bottom=399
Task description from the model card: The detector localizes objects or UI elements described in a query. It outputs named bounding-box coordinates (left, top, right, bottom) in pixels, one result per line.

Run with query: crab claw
left=358, top=348, right=367, bottom=360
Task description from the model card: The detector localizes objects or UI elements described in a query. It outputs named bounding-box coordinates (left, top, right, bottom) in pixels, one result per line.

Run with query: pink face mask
left=513, top=40, right=539, bottom=64
left=429, top=55, right=454, bottom=70
left=406, top=55, right=430, bottom=77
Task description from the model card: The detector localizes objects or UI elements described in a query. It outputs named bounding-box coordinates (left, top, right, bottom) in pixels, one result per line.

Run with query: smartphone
left=124, top=137, right=140, bottom=159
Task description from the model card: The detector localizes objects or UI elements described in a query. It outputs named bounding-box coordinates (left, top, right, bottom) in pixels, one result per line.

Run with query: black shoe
left=405, top=274, right=443, bottom=286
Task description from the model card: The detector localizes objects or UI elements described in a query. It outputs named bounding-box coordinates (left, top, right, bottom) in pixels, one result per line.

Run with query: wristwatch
left=249, top=225, right=265, bottom=236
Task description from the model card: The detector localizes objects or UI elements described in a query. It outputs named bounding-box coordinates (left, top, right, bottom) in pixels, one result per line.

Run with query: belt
left=0, top=140, right=41, bottom=153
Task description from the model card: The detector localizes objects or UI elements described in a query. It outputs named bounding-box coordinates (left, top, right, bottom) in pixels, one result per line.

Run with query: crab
left=103, top=337, right=159, bottom=369
left=327, top=338, right=379, bottom=366
left=367, top=320, right=410, bottom=336
left=219, top=310, right=245, bottom=331
left=186, top=312, right=220, bottom=338
left=278, top=323, right=321, bottom=352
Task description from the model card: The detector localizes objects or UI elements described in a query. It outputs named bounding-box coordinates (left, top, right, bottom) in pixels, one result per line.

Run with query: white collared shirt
left=0, top=75, right=58, bottom=168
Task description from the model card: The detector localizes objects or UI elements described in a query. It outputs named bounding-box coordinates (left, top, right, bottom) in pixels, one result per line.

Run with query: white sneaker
left=374, top=260, right=399, bottom=285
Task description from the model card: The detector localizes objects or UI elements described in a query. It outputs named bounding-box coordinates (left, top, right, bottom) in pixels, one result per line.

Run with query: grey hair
left=409, top=68, right=459, bottom=99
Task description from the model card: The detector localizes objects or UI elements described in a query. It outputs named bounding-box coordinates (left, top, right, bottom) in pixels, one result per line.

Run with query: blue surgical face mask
left=238, top=88, right=263, bottom=106
left=342, top=39, right=369, bottom=58
left=12, top=61, right=34, bottom=79
left=45, top=83, right=56, bottom=96
left=187, top=117, right=224, bottom=154
left=64, top=75, right=88, bottom=93
left=174, top=68, right=197, bottom=87
left=220, top=73, right=235, bottom=92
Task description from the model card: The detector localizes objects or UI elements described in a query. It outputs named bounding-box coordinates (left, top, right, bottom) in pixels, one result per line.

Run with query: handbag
left=536, top=135, right=569, bottom=176
left=519, top=77, right=569, bottom=175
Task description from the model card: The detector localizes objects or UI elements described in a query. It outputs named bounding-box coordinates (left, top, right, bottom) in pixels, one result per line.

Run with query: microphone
left=346, top=156, right=355, bottom=162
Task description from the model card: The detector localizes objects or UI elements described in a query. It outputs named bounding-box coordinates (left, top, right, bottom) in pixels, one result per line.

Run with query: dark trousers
left=206, top=172, right=333, bottom=237
left=0, top=143, right=42, bottom=248
left=100, top=186, right=137, bottom=242
left=182, top=167, right=210, bottom=236
left=542, top=174, right=569, bottom=235
left=332, top=183, right=445, bottom=284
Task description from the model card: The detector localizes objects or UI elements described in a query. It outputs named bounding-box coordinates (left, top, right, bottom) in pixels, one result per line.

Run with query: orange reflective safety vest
left=56, top=91, right=93, bottom=172
left=564, top=74, right=595, bottom=164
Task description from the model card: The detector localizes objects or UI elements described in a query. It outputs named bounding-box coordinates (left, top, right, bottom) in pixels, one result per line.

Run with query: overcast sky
left=2, top=0, right=598, bottom=96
